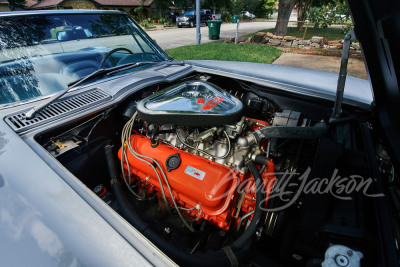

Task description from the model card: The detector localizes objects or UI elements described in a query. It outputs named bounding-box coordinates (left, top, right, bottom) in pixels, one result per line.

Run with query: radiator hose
left=105, top=145, right=263, bottom=267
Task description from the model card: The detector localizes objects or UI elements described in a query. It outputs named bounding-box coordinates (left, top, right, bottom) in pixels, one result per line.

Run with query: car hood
left=348, top=0, right=400, bottom=160
left=186, top=60, right=373, bottom=110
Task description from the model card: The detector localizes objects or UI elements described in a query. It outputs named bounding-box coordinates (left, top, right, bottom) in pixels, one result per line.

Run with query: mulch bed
left=277, top=47, right=364, bottom=59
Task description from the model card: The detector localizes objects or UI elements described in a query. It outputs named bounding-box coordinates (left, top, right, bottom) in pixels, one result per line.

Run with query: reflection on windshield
left=0, top=13, right=167, bottom=105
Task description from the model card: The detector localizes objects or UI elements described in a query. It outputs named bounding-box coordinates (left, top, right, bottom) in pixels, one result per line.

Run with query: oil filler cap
left=166, top=153, right=181, bottom=171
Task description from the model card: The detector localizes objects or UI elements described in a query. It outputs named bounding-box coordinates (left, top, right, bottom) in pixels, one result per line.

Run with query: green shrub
left=222, top=13, right=232, bottom=22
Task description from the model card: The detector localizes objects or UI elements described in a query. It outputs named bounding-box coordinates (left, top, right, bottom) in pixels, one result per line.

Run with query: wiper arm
left=104, top=60, right=185, bottom=76
left=67, top=61, right=159, bottom=88
left=25, top=67, right=111, bottom=119
left=25, top=60, right=184, bottom=119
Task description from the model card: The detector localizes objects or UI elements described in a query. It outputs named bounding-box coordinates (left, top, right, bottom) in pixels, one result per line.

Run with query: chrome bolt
left=347, top=250, right=353, bottom=257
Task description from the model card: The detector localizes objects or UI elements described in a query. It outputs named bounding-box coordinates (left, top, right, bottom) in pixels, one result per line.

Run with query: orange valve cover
left=119, top=135, right=239, bottom=219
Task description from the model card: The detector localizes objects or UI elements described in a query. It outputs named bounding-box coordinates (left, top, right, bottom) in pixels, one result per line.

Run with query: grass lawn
left=262, top=27, right=347, bottom=41
left=166, top=43, right=282, bottom=63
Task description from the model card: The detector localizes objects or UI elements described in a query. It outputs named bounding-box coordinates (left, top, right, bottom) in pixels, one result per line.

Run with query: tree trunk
left=274, top=0, right=297, bottom=36
left=297, top=0, right=304, bottom=31
left=297, top=0, right=311, bottom=31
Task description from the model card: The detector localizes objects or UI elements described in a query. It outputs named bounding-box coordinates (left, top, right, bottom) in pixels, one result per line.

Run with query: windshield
left=0, top=12, right=169, bottom=106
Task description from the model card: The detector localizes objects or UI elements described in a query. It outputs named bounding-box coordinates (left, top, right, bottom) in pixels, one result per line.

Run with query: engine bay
left=34, top=73, right=394, bottom=266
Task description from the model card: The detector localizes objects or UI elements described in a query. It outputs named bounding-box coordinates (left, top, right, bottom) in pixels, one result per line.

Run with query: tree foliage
left=152, top=0, right=172, bottom=17
left=232, top=0, right=277, bottom=18
left=307, top=0, right=350, bottom=28
left=297, top=0, right=350, bottom=31
left=274, top=0, right=350, bottom=36
left=174, top=0, right=193, bottom=10
left=260, top=0, right=277, bottom=18
left=201, top=0, right=232, bottom=13
left=297, top=0, right=312, bottom=30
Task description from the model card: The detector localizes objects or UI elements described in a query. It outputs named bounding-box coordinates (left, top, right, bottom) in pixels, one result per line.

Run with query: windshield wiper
left=103, top=60, right=184, bottom=77
left=67, top=61, right=159, bottom=88
left=25, top=60, right=185, bottom=119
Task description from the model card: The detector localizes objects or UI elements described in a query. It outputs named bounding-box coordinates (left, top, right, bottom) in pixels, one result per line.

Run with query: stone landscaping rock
left=252, top=34, right=264, bottom=43
left=224, top=39, right=230, bottom=43
left=352, top=43, right=360, bottom=50
left=245, top=32, right=357, bottom=53
left=266, top=32, right=274, bottom=38
left=311, top=43, right=321, bottom=48
left=262, top=37, right=270, bottom=44
left=269, top=39, right=281, bottom=46
left=284, top=36, right=296, bottom=41
left=311, top=36, right=324, bottom=44
left=328, top=40, right=340, bottom=45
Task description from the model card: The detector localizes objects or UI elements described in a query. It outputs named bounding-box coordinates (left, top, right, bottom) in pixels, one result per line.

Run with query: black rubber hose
left=105, top=145, right=264, bottom=266
left=253, top=154, right=269, bottom=165
left=252, top=123, right=328, bottom=143
left=236, top=161, right=263, bottom=249
left=105, top=145, right=149, bottom=232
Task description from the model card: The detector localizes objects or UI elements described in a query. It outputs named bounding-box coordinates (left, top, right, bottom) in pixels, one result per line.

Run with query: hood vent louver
left=5, top=89, right=111, bottom=133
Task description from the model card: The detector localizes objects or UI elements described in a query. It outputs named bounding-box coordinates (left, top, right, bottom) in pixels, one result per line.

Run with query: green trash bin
left=207, top=20, right=222, bottom=40
left=232, top=15, right=239, bottom=23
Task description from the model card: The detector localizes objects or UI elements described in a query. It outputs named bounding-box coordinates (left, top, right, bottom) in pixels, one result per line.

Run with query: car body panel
left=0, top=119, right=175, bottom=266
left=0, top=56, right=371, bottom=264
left=348, top=0, right=400, bottom=160
left=186, top=60, right=373, bottom=110
left=0, top=5, right=399, bottom=266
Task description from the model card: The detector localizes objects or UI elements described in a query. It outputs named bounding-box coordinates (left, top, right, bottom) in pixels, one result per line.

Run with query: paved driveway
left=147, top=22, right=276, bottom=50
left=273, top=54, right=368, bottom=80
left=145, top=19, right=369, bottom=80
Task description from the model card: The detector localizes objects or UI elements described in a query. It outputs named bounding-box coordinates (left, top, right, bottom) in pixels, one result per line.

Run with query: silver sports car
left=0, top=5, right=399, bottom=267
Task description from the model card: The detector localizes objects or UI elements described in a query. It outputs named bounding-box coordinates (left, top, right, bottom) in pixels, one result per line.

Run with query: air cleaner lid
left=137, top=81, right=243, bottom=126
